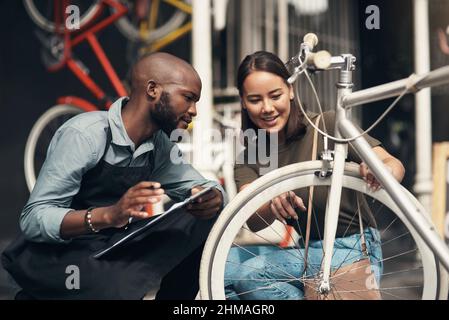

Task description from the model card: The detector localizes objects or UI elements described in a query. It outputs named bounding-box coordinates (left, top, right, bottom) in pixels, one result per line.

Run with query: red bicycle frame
left=42, top=1, right=156, bottom=215
left=48, top=0, right=128, bottom=110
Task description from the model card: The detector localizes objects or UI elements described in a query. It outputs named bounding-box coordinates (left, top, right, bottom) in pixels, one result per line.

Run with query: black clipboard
left=92, top=186, right=214, bottom=259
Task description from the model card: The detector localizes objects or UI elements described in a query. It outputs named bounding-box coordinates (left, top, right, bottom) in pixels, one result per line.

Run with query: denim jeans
left=225, top=228, right=383, bottom=300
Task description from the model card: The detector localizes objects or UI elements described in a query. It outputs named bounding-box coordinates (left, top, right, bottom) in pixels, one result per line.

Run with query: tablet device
left=93, top=186, right=214, bottom=259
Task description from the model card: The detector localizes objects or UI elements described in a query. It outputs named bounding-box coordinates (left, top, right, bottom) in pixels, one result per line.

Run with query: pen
left=126, top=217, right=133, bottom=229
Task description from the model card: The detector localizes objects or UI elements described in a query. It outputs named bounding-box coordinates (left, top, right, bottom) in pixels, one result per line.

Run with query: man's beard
left=151, top=91, right=179, bottom=135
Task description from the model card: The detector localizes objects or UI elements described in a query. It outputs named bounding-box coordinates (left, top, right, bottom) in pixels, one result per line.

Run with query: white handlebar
left=307, top=50, right=332, bottom=70
left=287, top=33, right=333, bottom=84
left=303, top=33, right=319, bottom=50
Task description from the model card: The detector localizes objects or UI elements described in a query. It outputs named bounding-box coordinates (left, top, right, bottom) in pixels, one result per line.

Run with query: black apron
left=1, top=127, right=216, bottom=299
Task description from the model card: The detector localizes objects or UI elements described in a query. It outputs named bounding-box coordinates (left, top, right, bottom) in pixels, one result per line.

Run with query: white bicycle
left=200, top=34, right=449, bottom=300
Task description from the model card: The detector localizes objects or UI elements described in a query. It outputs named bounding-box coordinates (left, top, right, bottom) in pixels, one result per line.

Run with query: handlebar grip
left=307, top=50, right=332, bottom=70
left=303, top=33, right=319, bottom=50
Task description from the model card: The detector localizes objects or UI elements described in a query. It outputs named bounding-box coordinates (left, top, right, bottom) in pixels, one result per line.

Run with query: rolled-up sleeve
left=152, top=133, right=228, bottom=206
left=20, top=127, right=97, bottom=243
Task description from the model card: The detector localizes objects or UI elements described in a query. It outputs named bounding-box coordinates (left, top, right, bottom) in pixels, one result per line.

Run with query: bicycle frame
left=38, top=0, right=194, bottom=111
left=316, top=55, right=449, bottom=293
left=46, top=0, right=128, bottom=109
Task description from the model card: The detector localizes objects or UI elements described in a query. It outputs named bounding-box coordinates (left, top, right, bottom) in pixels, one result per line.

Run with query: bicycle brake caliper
left=315, top=137, right=334, bottom=179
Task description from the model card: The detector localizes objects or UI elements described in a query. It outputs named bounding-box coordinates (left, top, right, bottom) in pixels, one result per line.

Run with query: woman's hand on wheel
left=359, top=162, right=397, bottom=192
left=270, top=191, right=306, bottom=224
left=360, top=147, right=406, bottom=192
left=106, top=181, right=165, bottom=228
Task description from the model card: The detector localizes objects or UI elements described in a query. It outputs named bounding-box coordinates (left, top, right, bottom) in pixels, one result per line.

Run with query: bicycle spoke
left=225, top=260, right=288, bottom=279
left=302, top=279, right=376, bottom=300
left=305, top=200, right=328, bottom=274
left=285, top=193, right=307, bottom=249
left=327, top=274, right=419, bottom=300
left=225, top=278, right=299, bottom=300
left=334, top=285, right=421, bottom=294
left=231, top=242, right=299, bottom=280
left=381, top=248, right=418, bottom=263
left=329, top=278, right=421, bottom=300
left=240, top=226, right=305, bottom=263
left=311, top=203, right=326, bottom=259
left=253, top=211, right=293, bottom=244
left=318, top=191, right=380, bottom=277
left=204, top=161, right=442, bottom=300
left=240, top=226, right=313, bottom=271
left=225, top=278, right=297, bottom=282
left=327, top=194, right=365, bottom=275
left=328, top=232, right=365, bottom=279
left=293, top=218, right=306, bottom=250
left=375, top=290, right=408, bottom=300
left=340, top=207, right=359, bottom=239
left=332, top=281, right=377, bottom=300
left=251, top=211, right=316, bottom=272
left=324, top=192, right=412, bottom=283
left=381, top=231, right=410, bottom=247
left=332, top=266, right=422, bottom=285
left=381, top=266, right=422, bottom=277
left=381, top=217, right=399, bottom=238
left=330, top=286, right=407, bottom=300
left=330, top=248, right=418, bottom=282
left=300, top=279, right=348, bottom=300
left=292, top=215, right=305, bottom=248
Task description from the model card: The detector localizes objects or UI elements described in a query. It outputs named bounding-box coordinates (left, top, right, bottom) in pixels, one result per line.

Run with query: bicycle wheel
left=23, top=0, right=101, bottom=33
left=200, top=160, right=448, bottom=300
left=24, top=104, right=85, bottom=192
left=112, top=0, right=190, bottom=44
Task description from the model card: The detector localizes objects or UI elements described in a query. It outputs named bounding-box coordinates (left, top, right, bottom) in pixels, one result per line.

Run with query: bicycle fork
left=318, top=99, right=351, bottom=294
left=318, top=60, right=355, bottom=294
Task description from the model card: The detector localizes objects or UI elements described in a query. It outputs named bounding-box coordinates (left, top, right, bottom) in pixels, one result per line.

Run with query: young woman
left=225, top=51, right=405, bottom=300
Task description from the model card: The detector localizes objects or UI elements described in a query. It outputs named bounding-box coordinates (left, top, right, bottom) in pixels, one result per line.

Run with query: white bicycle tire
left=112, top=0, right=189, bottom=44
left=23, top=0, right=101, bottom=33
left=200, top=160, right=448, bottom=300
left=24, top=104, right=85, bottom=192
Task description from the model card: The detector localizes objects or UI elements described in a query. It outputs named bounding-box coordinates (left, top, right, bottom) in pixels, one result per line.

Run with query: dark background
left=0, top=0, right=192, bottom=238
left=0, top=0, right=191, bottom=298
left=1, top=0, right=448, bottom=299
